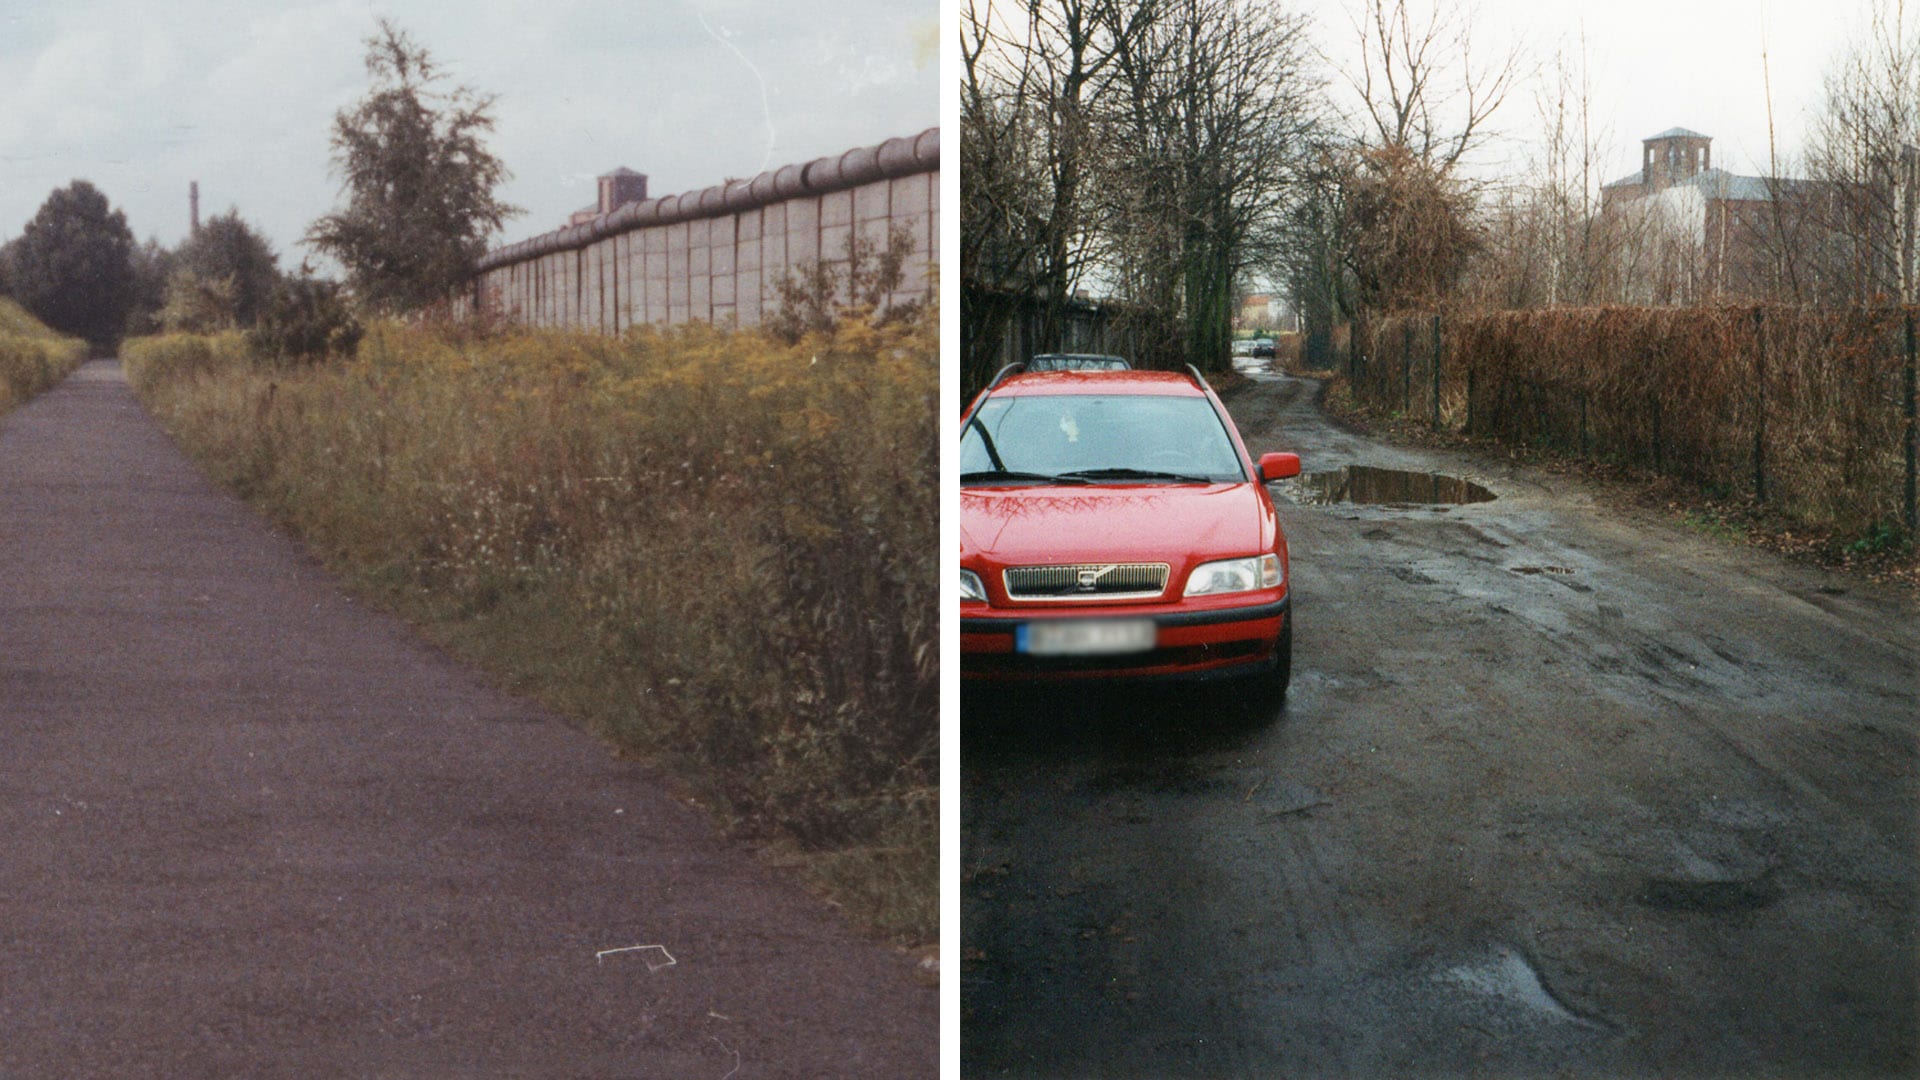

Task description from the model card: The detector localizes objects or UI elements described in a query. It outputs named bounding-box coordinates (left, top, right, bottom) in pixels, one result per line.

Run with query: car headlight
left=960, top=568, right=988, bottom=602
left=1184, top=554, right=1282, bottom=596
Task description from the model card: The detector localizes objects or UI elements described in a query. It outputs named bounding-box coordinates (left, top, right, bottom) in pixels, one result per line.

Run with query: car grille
left=1003, top=563, right=1169, bottom=601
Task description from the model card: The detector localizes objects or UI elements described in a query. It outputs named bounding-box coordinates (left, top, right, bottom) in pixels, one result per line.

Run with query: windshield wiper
left=965, top=414, right=1009, bottom=472
left=1056, top=467, right=1218, bottom=483
left=961, top=469, right=1089, bottom=485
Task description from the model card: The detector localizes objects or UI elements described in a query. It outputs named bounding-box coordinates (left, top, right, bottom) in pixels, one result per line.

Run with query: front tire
left=1234, top=615, right=1292, bottom=721
left=1266, top=616, right=1293, bottom=708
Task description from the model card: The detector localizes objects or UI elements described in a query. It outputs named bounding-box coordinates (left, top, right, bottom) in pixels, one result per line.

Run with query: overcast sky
left=0, top=0, right=1886, bottom=269
left=1297, top=0, right=1881, bottom=187
left=0, top=0, right=939, bottom=264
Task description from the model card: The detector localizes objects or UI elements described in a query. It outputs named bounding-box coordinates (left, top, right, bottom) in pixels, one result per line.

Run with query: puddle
left=1285, top=466, right=1495, bottom=506
left=1438, top=946, right=1598, bottom=1027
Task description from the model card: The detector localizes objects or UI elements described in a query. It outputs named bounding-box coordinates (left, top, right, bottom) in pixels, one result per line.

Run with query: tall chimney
left=190, top=181, right=200, bottom=235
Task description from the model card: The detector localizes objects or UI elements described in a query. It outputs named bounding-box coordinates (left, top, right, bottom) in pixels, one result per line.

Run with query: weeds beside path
left=0, top=298, right=87, bottom=415
left=125, top=315, right=938, bottom=945
left=0, top=361, right=935, bottom=1073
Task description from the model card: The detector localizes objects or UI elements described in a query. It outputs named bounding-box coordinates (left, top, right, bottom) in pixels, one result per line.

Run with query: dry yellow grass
left=0, top=298, right=88, bottom=415
left=125, top=311, right=938, bottom=942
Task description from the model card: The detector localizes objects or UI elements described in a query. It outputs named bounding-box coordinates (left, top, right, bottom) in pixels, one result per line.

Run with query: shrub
left=0, top=297, right=88, bottom=414
left=766, top=222, right=924, bottom=343
left=158, top=270, right=239, bottom=333
left=247, top=276, right=363, bottom=364
left=1358, top=304, right=1915, bottom=540
left=122, top=331, right=250, bottom=382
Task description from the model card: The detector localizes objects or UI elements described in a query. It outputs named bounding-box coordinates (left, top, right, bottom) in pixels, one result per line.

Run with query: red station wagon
left=960, top=362, right=1302, bottom=704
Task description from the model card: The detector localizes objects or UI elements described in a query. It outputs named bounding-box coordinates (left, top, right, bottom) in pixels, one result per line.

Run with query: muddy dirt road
left=0, top=362, right=935, bottom=1076
left=962, top=367, right=1917, bottom=1077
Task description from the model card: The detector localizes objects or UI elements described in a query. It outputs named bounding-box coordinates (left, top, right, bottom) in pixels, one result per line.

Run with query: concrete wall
left=462, top=129, right=938, bottom=332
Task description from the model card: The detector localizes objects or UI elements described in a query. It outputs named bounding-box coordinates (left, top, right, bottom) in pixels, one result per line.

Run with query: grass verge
left=124, top=314, right=938, bottom=945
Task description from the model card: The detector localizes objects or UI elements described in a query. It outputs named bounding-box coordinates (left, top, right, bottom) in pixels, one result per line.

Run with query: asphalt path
left=0, top=361, right=935, bottom=1077
left=962, top=364, right=1918, bottom=1077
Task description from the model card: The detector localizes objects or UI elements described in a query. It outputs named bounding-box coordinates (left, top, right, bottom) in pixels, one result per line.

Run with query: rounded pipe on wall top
left=606, top=201, right=641, bottom=232
left=772, top=163, right=808, bottom=200
left=473, top=128, right=939, bottom=272
left=876, top=135, right=917, bottom=174
left=801, top=155, right=841, bottom=190
left=838, top=145, right=883, bottom=187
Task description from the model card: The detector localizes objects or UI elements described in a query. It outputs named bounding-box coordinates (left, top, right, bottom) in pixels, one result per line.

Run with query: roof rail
left=985, top=362, right=1026, bottom=391
left=1184, top=363, right=1212, bottom=391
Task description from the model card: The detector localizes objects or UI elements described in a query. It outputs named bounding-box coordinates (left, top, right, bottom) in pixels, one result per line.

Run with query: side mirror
left=1258, top=452, right=1301, bottom=481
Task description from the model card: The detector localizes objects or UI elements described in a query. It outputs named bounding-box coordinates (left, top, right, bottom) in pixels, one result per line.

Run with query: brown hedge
left=1355, top=305, right=1917, bottom=536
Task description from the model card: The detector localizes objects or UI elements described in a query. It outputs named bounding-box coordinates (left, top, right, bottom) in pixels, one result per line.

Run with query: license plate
left=1018, top=619, right=1156, bottom=656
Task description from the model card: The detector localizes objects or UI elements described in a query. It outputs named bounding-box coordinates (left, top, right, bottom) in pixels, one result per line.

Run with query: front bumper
left=960, top=595, right=1289, bottom=683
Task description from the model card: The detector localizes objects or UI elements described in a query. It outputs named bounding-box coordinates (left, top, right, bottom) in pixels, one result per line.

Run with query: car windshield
left=962, top=393, right=1247, bottom=483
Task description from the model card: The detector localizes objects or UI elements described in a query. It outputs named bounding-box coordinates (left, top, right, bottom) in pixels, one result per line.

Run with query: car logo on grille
left=1077, top=565, right=1118, bottom=591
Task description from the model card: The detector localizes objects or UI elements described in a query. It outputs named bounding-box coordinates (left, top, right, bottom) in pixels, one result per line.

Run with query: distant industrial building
left=1600, top=127, right=1813, bottom=301
left=568, top=167, right=649, bottom=227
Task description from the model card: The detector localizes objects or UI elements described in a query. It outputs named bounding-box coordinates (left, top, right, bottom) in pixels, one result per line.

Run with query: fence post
left=1402, top=321, right=1413, bottom=414
left=1650, top=392, right=1663, bottom=473
left=1431, top=313, right=1443, bottom=427
left=1753, top=306, right=1768, bottom=503
left=1466, top=361, right=1476, bottom=434
left=1905, top=309, right=1916, bottom=533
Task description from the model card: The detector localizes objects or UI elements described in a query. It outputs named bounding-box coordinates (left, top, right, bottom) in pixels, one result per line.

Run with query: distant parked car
left=1251, top=339, right=1276, bottom=358
left=960, top=363, right=1302, bottom=705
left=1026, top=353, right=1131, bottom=371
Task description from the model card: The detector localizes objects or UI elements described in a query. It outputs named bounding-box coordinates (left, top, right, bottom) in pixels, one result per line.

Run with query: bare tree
left=961, top=0, right=1048, bottom=389
left=1340, top=142, right=1482, bottom=311
left=960, top=0, right=1146, bottom=391
left=1466, top=39, right=1630, bottom=309
left=1343, top=0, right=1518, bottom=173
left=1101, top=0, right=1325, bottom=369
left=961, top=0, right=1322, bottom=379
left=1530, top=40, right=1614, bottom=305
left=1802, top=0, right=1920, bottom=303
left=1277, top=0, right=1518, bottom=330
left=1280, top=147, right=1353, bottom=365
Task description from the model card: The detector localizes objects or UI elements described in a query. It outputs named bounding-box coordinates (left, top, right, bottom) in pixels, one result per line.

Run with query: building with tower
left=1601, top=126, right=1830, bottom=302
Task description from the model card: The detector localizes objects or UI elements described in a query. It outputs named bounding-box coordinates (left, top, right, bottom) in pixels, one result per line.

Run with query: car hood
left=961, top=482, right=1273, bottom=566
